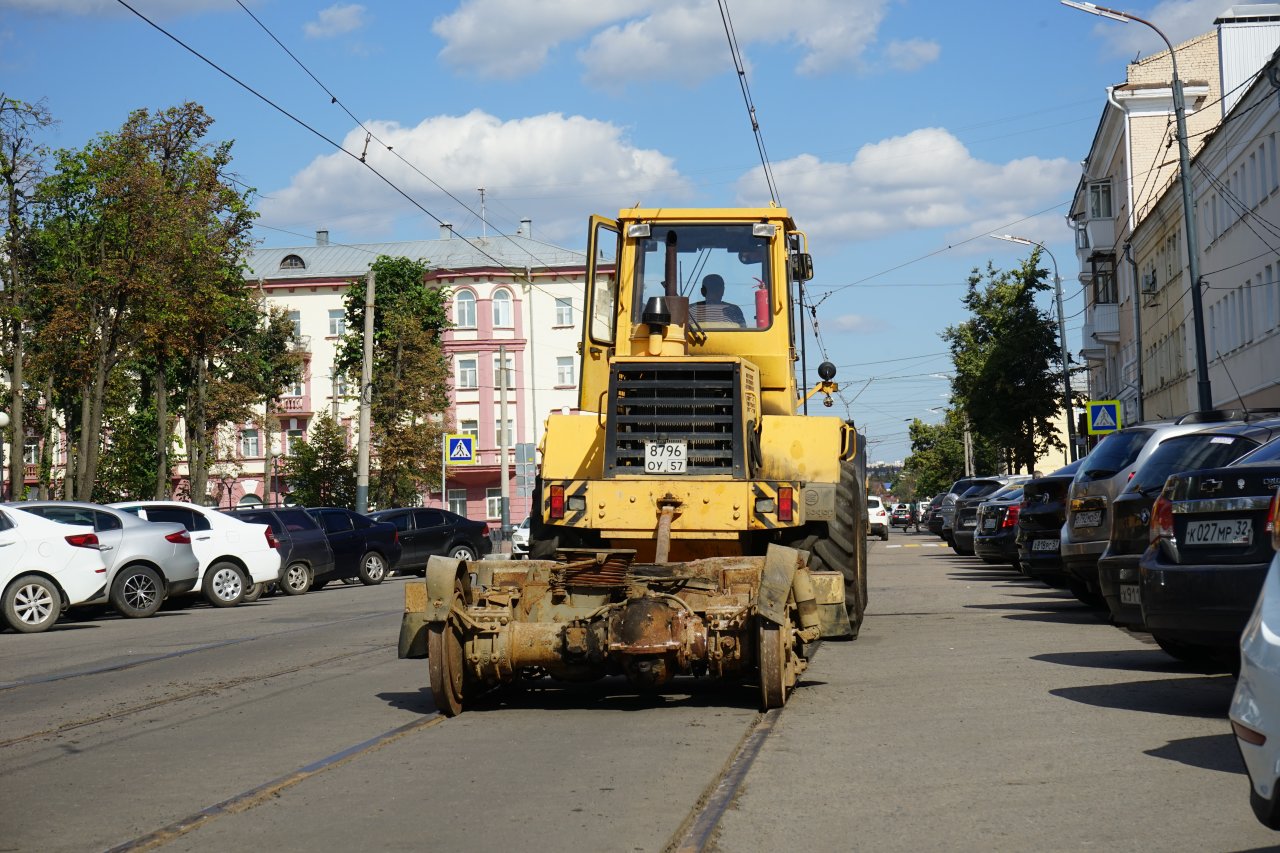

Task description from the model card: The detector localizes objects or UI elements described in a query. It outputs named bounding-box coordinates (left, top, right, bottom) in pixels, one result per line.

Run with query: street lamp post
left=992, top=234, right=1077, bottom=464
left=1062, top=0, right=1213, bottom=412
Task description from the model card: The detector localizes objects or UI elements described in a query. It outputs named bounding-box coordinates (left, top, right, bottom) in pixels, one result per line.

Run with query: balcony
left=1088, top=302, right=1119, bottom=344
left=1085, top=218, right=1116, bottom=253
left=275, top=397, right=313, bottom=415
left=288, top=335, right=312, bottom=353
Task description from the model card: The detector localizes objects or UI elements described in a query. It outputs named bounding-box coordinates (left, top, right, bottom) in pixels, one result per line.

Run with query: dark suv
left=306, top=507, right=402, bottom=587
left=226, top=506, right=335, bottom=595
left=366, top=507, right=491, bottom=575
left=1015, top=459, right=1082, bottom=588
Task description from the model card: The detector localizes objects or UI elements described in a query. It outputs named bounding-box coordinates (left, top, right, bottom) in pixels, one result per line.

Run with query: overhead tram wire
left=228, top=2, right=599, bottom=316
left=717, top=0, right=779, bottom=207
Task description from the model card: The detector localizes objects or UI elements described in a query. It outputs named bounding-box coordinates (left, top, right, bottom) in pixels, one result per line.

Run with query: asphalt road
left=2, top=536, right=1277, bottom=852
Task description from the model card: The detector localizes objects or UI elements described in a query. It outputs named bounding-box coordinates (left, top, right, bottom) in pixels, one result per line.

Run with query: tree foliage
left=337, top=255, right=451, bottom=508
left=283, top=411, right=356, bottom=508
left=901, top=410, right=1000, bottom=497
left=940, top=252, right=1064, bottom=475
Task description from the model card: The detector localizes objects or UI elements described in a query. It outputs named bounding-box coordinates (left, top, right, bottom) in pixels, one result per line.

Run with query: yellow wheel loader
left=400, top=207, right=867, bottom=715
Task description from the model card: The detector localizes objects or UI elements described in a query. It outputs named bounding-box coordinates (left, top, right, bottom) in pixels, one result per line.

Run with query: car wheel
left=111, top=565, right=165, bottom=618
left=449, top=544, right=477, bottom=561
left=242, top=583, right=265, bottom=603
left=3, top=574, right=63, bottom=633
left=279, top=562, right=312, bottom=596
left=203, top=561, right=247, bottom=608
left=880, top=528, right=889, bottom=541
left=358, top=552, right=387, bottom=585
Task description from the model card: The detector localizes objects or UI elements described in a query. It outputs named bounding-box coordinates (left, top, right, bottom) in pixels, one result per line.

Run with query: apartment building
left=239, top=222, right=588, bottom=525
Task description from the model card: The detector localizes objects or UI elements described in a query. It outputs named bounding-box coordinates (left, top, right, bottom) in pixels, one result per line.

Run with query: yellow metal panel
left=403, top=580, right=427, bottom=613
left=758, top=414, right=842, bottom=484
left=807, top=571, right=844, bottom=605
left=619, top=207, right=795, bottom=228
left=540, top=415, right=606, bottom=480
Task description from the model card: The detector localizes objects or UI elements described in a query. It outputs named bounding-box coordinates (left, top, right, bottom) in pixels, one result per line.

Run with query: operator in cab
left=690, top=274, right=745, bottom=327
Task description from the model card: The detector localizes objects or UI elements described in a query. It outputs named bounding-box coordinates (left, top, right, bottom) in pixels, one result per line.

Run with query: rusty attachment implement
left=399, top=544, right=850, bottom=716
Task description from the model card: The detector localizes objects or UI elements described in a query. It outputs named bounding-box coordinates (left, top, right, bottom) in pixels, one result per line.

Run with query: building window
left=328, top=309, right=346, bottom=336
left=459, top=419, right=478, bottom=437
left=280, top=254, right=305, bottom=270
left=285, top=428, right=304, bottom=455
left=1092, top=255, right=1117, bottom=304
left=447, top=489, right=468, bottom=517
left=23, top=439, right=39, bottom=466
left=457, top=356, right=478, bottom=389
left=287, top=310, right=302, bottom=341
left=555, top=297, right=573, bottom=326
left=284, top=379, right=303, bottom=397
left=486, top=487, right=503, bottom=519
left=556, top=356, right=575, bottom=386
left=494, top=418, right=513, bottom=448
left=492, top=353, right=514, bottom=390
left=455, top=291, right=476, bottom=328
left=1089, top=181, right=1113, bottom=219
left=492, top=289, right=512, bottom=327
left=241, top=428, right=260, bottom=457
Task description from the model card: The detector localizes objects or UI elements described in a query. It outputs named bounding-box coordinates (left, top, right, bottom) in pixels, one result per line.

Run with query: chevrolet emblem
left=1201, top=478, right=1222, bottom=494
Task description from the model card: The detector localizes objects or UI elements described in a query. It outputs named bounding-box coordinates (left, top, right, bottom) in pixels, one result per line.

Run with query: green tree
left=283, top=412, right=356, bottom=508
left=0, top=94, right=54, bottom=500
left=941, top=252, right=1064, bottom=475
left=336, top=255, right=451, bottom=508
left=902, top=410, right=1000, bottom=497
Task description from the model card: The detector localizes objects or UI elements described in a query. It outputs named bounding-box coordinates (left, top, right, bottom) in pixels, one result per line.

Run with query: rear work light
left=1150, top=494, right=1175, bottom=545
left=549, top=484, right=566, bottom=520
left=64, top=532, right=100, bottom=549
left=1001, top=504, right=1021, bottom=528
left=166, top=530, right=192, bottom=545
left=777, top=488, right=794, bottom=522
left=264, top=527, right=279, bottom=549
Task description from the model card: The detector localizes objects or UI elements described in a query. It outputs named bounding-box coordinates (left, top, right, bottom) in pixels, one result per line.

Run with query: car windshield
left=987, top=485, right=1023, bottom=502
left=1129, top=433, right=1261, bottom=492
left=959, top=482, right=1002, bottom=499
left=1077, top=429, right=1153, bottom=482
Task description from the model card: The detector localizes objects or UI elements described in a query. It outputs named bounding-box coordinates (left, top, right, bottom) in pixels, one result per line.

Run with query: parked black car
left=924, top=495, right=945, bottom=536
left=305, top=507, right=402, bottom=586
left=952, top=477, right=1028, bottom=556
left=1015, top=459, right=1082, bottom=587
left=366, top=507, right=491, bottom=575
left=973, top=486, right=1026, bottom=569
left=226, top=506, right=336, bottom=595
left=1099, top=419, right=1280, bottom=632
left=1139, top=435, right=1280, bottom=663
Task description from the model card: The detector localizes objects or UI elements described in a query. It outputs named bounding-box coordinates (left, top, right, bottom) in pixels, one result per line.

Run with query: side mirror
left=792, top=253, right=814, bottom=282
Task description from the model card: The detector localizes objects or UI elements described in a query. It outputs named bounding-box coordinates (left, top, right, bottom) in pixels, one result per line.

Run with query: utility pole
left=498, top=344, right=510, bottom=552
left=963, top=417, right=974, bottom=477
left=355, top=270, right=375, bottom=514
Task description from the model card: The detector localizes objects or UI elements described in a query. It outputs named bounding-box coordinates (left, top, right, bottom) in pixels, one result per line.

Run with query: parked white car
left=111, top=501, right=281, bottom=607
left=0, top=506, right=108, bottom=633
left=511, top=516, right=530, bottom=558
left=866, top=496, right=889, bottom=540
left=1231, top=496, right=1280, bottom=829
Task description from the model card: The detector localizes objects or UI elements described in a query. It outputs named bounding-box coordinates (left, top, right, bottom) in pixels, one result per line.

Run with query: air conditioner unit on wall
left=1140, top=271, right=1158, bottom=294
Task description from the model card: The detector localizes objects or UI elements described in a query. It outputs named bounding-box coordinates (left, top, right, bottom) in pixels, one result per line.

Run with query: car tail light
left=1150, top=494, right=1175, bottom=544
left=65, top=532, right=100, bottom=548
left=1268, top=488, right=1280, bottom=550
left=393, top=530, right=399, bottom=544
left=1002, top=504, right=1021, bottom=528
left=264, top=527, right=279, bottom=549
left=166, top=530, right=192, bottom=545
left=549, top=484, right=565, bottom=520
left=778, top=487, right=794, bottom=522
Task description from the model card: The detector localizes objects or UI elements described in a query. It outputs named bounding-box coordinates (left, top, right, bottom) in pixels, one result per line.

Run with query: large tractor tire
left=806, top=460, right=868, bottom=638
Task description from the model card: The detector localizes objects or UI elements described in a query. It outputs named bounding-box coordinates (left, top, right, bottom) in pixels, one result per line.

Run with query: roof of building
left=245, top=233, right=586, bottom=281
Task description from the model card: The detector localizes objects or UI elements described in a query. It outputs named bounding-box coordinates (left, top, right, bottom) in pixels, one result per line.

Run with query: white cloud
left=827, top=313, right=884, bottom=333
left=434, top=0, right=902, bottom=83
left=259, top=110, right=689, bottom=241
left=1092, top=0, right=1223, bottom=58
left=304, top=4, right=365, bottom=39
left=734, top=127, right=1076, bottom=246
left=0, top=0, right=233, bottom=13
left=882, top=38, right=940, bottom=72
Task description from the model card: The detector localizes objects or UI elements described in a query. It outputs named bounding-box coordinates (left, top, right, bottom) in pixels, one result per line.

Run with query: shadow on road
left=1145, top=733, right=1246, bottom=775
left=1034, top=649, right=1207, bottom=674
left=1051, top=674, right=1236, bottom=719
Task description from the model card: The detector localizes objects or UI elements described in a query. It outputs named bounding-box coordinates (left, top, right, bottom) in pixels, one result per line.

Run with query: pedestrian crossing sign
left=445, top=434, right=476, bottom=465
left=1086, top=400, right=1121, bottom=435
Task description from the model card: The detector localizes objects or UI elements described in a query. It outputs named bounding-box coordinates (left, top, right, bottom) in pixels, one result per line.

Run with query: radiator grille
left=605, top=362, right=744, bottom=477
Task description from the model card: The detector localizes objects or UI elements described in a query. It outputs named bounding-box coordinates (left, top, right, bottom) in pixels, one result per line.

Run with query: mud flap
left=399, top=580, right=429, bottom=659
left=808, top=571, right=854, bottom=639
left=759, top=544, right=804, bottom=626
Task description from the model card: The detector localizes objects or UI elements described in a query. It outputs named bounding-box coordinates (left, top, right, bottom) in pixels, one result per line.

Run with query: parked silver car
left=9, top=501, right=199, bottom=618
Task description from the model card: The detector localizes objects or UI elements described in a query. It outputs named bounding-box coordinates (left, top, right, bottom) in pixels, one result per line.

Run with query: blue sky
left=1, top=0, right=1233, bottom=463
